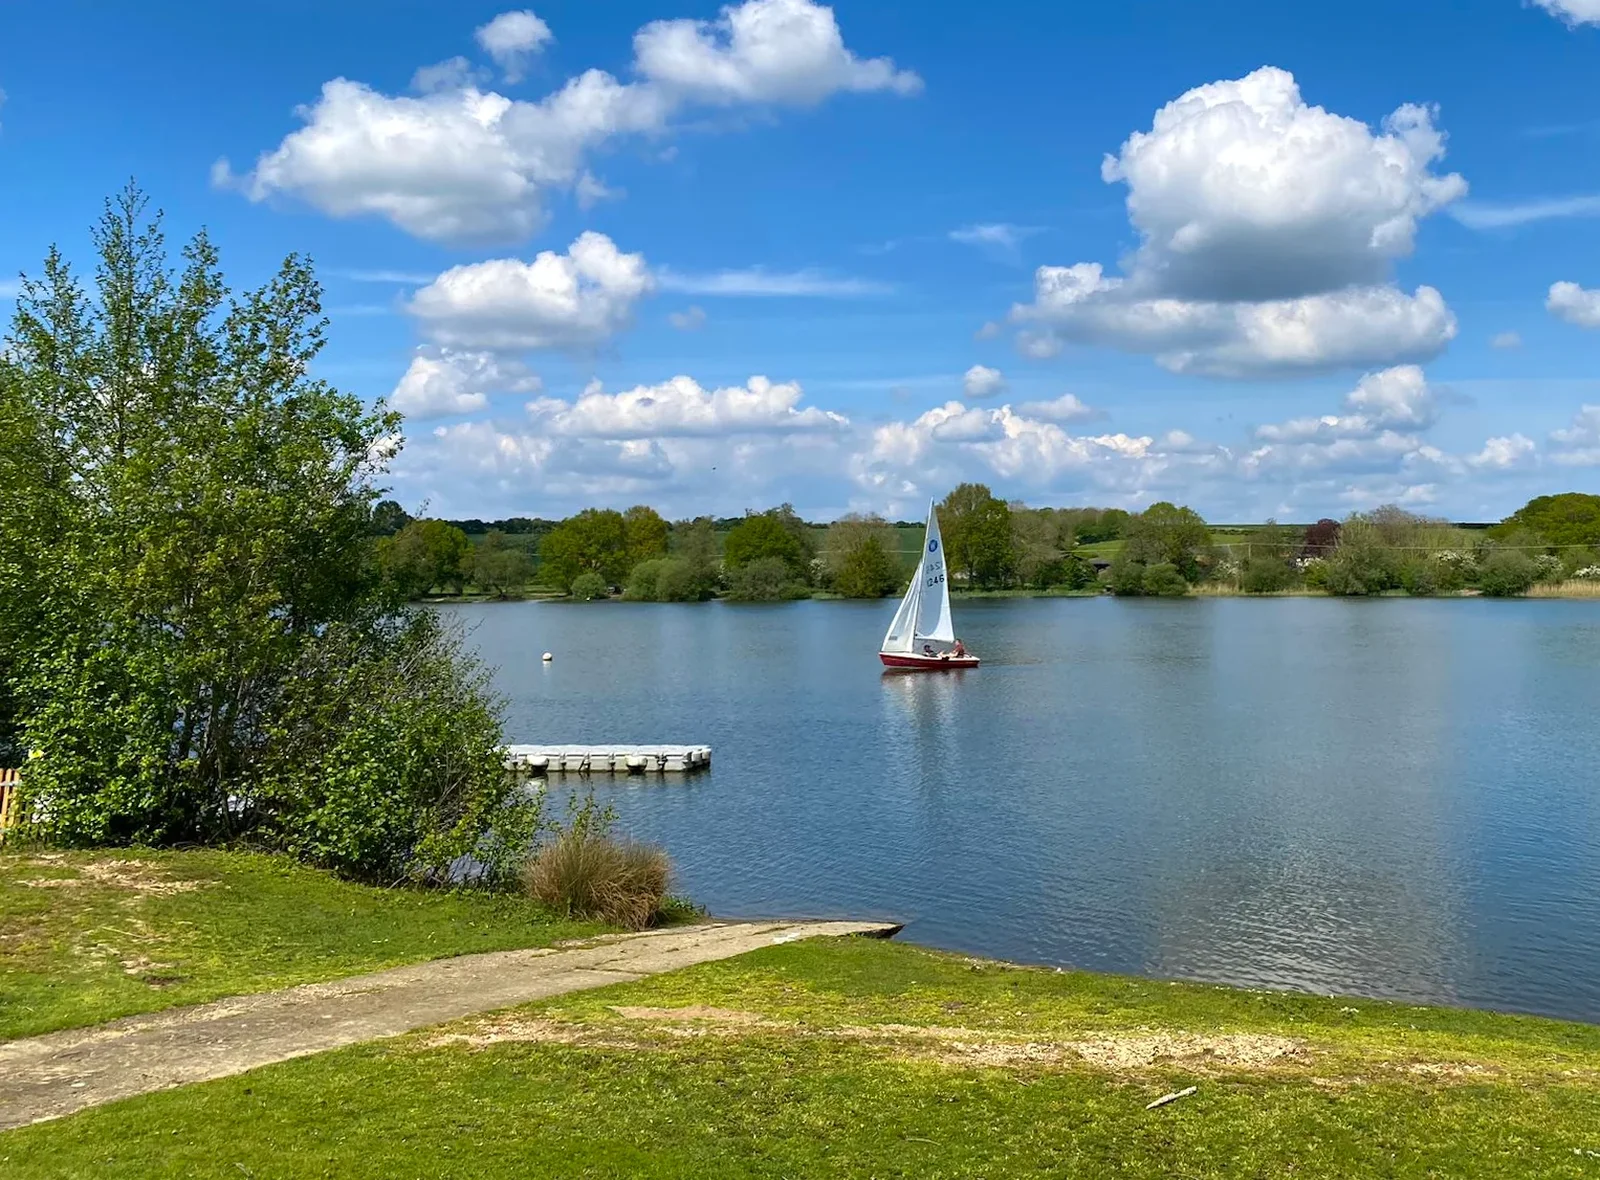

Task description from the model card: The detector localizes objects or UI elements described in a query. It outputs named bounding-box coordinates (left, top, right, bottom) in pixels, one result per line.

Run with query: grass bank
left=0, top=849, right=605, bottom=1041
left=6, top=937, right=1599, bottom=1177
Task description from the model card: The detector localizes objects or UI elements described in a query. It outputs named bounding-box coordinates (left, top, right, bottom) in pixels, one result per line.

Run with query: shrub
left=1398, top=559, right=1438, bottom=596
left=521, top=795, right=672, bottom=930
left=1107, top=557, right=1148, bottom=596
left=1534, top=553, right=1564, bottom=584
left=569, top=571, right=609, bottom=601
left=1241, top=558, right=1294, bottom=593
left=1301, top=557, right=1330, bottom=591
left=1141, top=562, right=1189, bottom=597
left=1478, top=550, right=1538, bottom=597
left=252, top=612, right=537, bottom=887
left=726, top=556, right=809, bottom=601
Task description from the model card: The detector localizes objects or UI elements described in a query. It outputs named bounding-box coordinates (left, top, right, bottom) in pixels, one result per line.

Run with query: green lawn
left=7, top=937, right=1598, bottom=1178
left=0, top=849, right=604, bottom=1041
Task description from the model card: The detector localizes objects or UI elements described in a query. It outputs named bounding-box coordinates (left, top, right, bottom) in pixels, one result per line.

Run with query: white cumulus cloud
left=527, top=374, right=848, bottom=438
left=1467, top=434, right=1536, bottom=471
left=1017, top=393, right=1099, bottom=422
left=656, top=267, right=890, bottom=297
left=1009, top=67, right=1464, bottom=377
left=633, top=0, right=920, bottom=104
left=221, top=0, right=917, bottom=244
left=1548, top=281, right=1600, bottom=328
left=388, top=350, right=542, bottom=420
left=962, top=364, right=1006, bottom=399
left=406, top=231, right=653, bottom=351
left=1533, top=0, right=1600, bottom=27
left=1550, top=405, right=1600, bottom=465
left=475, top=11, right=554, bottom=83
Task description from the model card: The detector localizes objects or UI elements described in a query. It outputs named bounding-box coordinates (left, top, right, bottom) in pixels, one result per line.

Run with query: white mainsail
left=880, top=501, right=956, bottom=653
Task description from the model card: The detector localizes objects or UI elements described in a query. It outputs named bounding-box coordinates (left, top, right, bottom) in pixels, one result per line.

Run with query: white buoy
left=542, top=652, right=553, bottom=662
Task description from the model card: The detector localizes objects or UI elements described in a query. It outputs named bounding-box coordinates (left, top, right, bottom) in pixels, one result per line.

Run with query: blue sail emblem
left=928, top=538, right=939, bottom=553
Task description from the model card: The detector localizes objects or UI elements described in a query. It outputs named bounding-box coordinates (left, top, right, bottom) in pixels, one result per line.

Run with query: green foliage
left=1477, top=549, right=1538, bottom=597
left=668, top=516, right=723, bottom=596
left=623, top=504, right=670, bottom=566
left=0, top=186, right=515, bottom=882
left=725, top=556, right=809, bottom=601
left=1062, top=506, right=1130, bottom=544
left=1398, top=559, right=1439, bottom=596
left=625, top=557, right=712, bottom=602
left=1141, top=562, right=1189, bottom=596
left=470, top=531, right=534, bottom=597
left=1241, top=557, right=1295, bottom=593
left=1125, top=501, right=1209, bottom=581
left=1057, top=553, right=1098, bottom=591
left=381, top=518, right=471, bottom=598
left=1491, top=492, right=1600, bottom=548
left=1107, top=556, right=1149, bottom=596
left=823, top=513, right=903, bottom=598
left=939, top=483, right=1015, bottom=588
left=539, top=508, right=629, bottom=591
left=250, top=612, right=536, bottom=886
left=1010, top=507, right=1069, bottom=589
left=569, top=571, right=609, bottom=601
left=724, top=504, right=813, bottom=579
left=370, top=500, right=413, bottom=537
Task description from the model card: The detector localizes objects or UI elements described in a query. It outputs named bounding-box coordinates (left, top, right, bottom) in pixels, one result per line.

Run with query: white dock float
left=503, top=744, right=711, bottom=775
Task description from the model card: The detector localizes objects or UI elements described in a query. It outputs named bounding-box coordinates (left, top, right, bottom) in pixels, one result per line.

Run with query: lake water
left=440, top=596, right=1600, bottom=1024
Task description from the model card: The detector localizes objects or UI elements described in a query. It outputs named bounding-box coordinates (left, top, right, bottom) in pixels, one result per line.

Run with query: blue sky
left=2, top=0, right=1599, bottom=521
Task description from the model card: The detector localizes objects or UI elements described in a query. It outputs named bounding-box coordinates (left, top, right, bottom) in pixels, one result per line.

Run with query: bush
left=726, top=556, right=809, bottom=601
left=252, top=612, right=537, bottom=887
left=569, top=571, right=608, bottom=601
left=1106, top=557, right=1146, bottom=596
left=1398, top=559, right=1439, bottom=596
left=521, top=795, right=672, bottom=930
left=1241, top=558, right=1294, bottom=593
left=1141, top=562, right=1189, bottom=597
left=1478, top=550, right=1538, bottom=597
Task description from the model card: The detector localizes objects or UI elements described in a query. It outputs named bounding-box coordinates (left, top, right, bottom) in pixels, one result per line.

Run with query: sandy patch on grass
left=16, top=860, right=208, bottom=896
left=610, top=1006, right=773, bottom=1025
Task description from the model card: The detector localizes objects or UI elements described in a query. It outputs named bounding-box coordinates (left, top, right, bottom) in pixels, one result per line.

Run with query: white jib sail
left=914, top=502, right=955, bottom=644
left=880, top=543, right=923, bottom=653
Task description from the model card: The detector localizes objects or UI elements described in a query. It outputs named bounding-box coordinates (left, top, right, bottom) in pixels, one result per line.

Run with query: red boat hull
left=879, top=652, right=980, bottom=671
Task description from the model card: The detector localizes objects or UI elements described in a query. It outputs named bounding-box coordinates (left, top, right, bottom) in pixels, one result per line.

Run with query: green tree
left=381, top=519, right=471, bottom=599
left=623, top=505, right=669, bottom=566
left=1010, top=506, right=1065, bottom=589
left=823, top=514, right=903, bottom=598
left=724, top=506, right=812, bottom=580
left=471, top=532, right=534, bottom=597
left=539, top=508, right=628, bottom=591
left=1491, top=493, right=1600, bottom=548
left=569, top=571, right=608, bottom=601
left=726, top=556, right=809, bottom=601
left=939, top=483, right=1014, bottom=588
left=1477, top=549, right=1538, bottom=597
left=668, top=516, right=722, bottom=598
left=0, top=184, right=530, bottom=879
left=370, top=499, right=412, bottom=536
left=1125, top=502, right=1210, bottom=582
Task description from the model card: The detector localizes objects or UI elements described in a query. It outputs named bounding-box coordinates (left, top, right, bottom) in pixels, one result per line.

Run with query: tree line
left=377, top=487, right=1600, bottom=604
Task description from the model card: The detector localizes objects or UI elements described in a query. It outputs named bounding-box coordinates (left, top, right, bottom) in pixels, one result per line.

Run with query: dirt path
left=0, top=919, right=898, bottom=1131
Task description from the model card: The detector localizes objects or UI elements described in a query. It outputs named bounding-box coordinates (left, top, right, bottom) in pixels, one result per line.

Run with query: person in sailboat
left=952, top=638, right=966, bottom=658
left=922, top=642, right=937, bottom=658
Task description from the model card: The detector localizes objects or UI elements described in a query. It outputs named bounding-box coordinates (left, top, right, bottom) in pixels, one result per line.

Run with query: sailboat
left=879, top=502, right=980, bottom=670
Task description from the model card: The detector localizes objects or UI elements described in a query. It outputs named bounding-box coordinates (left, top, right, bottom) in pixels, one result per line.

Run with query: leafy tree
left=1491, top=493, right=1600, bottom=548
left=823, top=513, right=903, bottom=598
left=624, top=557, right=706, bottom=602
left=724, top=506, right=812, bottom=580
left=0, top=184, right=530, bottom=878
left=1125, top=501, right=1210, bottom=581
left=1107, top=556, right=1149, bottom=596
left=1141, top=562, right=1190, bottom=597
left=1477, top=549, right=1538, bottom=597
left=370, top=499, right=412, bottom=537
left=569, top=571, right=608, bottom=601
left=726, top=556, right=809, bottom=601
left=623, top=505, right=669, bottom=566
left=1010, top=506, right=1066, bottom=589
left=1302, top=518, right=1342, bottom=557
left=1064, top=507, right=1130, bottom=544
left=539, top=508, right=628, bottom=590
left=381, top=518, right=471, bottom=599
left=1241, top=558, right=1295, bottom=593
left=669, top=516, right=722, bottom=597
left=471, top=532, right=534, bottom=597
left=939, top=483, right=1014, bottom=588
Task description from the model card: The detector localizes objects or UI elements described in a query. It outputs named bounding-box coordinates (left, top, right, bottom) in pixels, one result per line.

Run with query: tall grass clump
left=521, top=794, right=673, bottom=930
